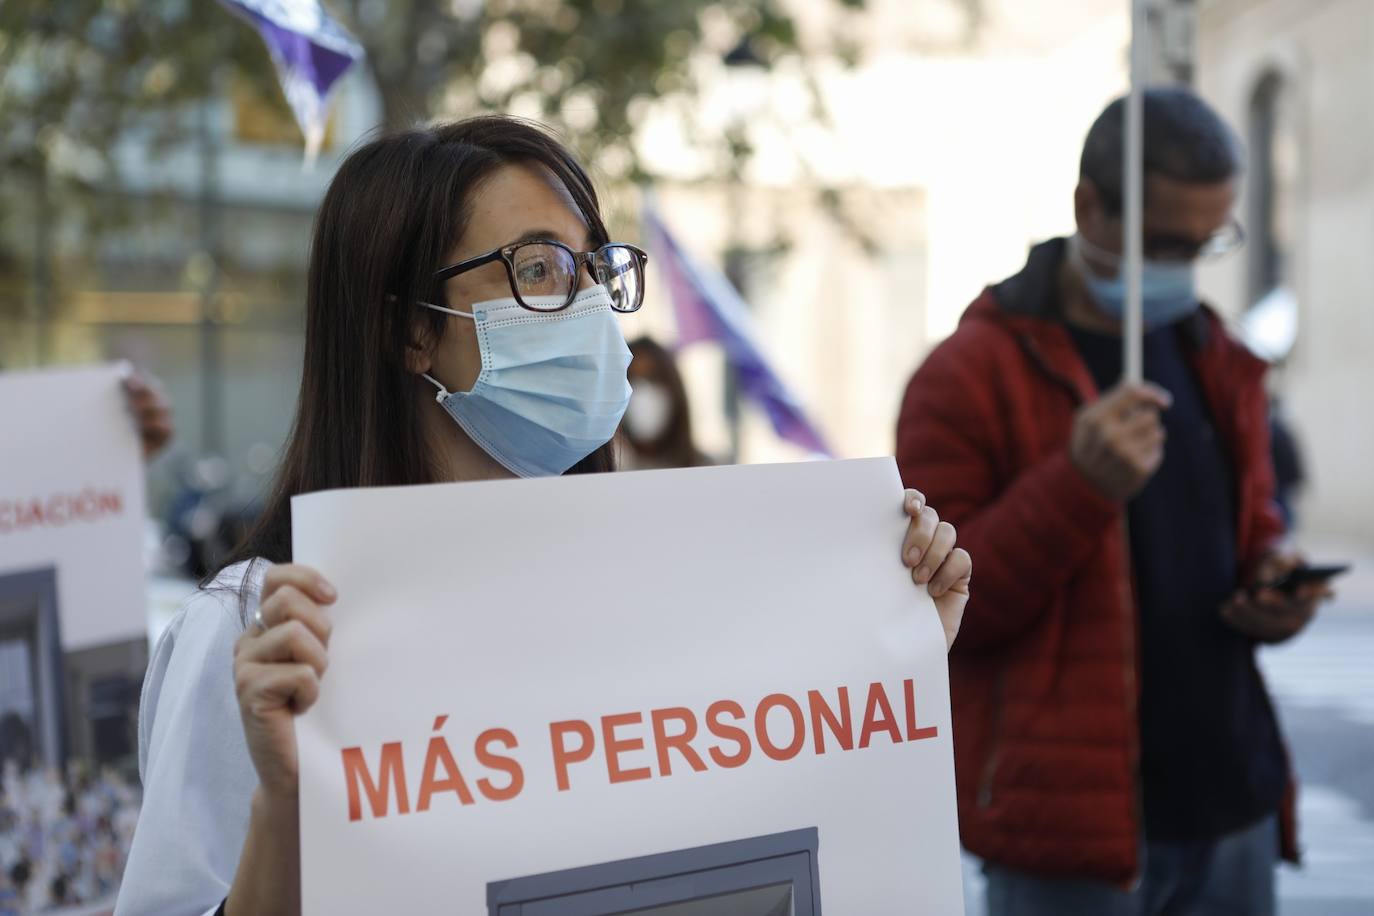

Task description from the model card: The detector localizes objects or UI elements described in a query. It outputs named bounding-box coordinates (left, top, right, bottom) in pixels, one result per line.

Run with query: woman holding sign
left=114, top=117, right=970, bottom=916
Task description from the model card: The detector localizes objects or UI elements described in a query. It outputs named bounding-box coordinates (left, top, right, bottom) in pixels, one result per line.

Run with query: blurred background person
left=121, top=372, right=175, bottom=462
left=618, top=336, right=714, bottom=470
left=896, top=87, right=1334, bottom=916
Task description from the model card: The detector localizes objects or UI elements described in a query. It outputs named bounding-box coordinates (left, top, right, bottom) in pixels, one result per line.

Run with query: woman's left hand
left=901, top=488, right=970, bottom=652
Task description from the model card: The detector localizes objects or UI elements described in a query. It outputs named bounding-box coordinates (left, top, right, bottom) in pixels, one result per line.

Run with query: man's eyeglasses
left=433, top=240, right=648, bottom=313
left=1141, top=219, right=1246, bottom=263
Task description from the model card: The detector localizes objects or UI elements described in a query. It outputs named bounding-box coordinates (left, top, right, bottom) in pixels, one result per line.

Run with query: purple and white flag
left=642, top=193, right=832, bottom=457
left=217, top=0, right=363, bottom=163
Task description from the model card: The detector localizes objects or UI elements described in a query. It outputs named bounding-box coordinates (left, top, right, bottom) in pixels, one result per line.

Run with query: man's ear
left=1072, top=178, right=1099, bottom=233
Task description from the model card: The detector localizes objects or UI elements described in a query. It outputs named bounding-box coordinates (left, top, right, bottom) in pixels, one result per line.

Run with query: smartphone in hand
left=1259, top=564, right=1350, bottom=594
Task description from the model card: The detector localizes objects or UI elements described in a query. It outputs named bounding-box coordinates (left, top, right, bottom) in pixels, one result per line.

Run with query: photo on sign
left=487, top=828, right=820, bottom=915
left=0, top=566, right=144, bottom=913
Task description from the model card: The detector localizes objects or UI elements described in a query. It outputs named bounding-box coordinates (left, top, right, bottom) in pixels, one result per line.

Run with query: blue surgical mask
left=419, top=285, right=632, bottom=478
left=1070, top=233, right=1199, bottom=327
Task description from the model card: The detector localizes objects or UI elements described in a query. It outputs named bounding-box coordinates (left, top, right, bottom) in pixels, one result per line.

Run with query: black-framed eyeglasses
left=433, top=240, right=648, bottom=313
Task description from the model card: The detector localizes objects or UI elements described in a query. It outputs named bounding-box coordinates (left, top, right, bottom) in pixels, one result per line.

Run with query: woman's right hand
left=233, top=564, right=336, bottom=801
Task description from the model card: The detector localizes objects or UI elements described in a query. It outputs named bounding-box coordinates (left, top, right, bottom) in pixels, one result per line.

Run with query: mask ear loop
left=420, top=373, right=451, bottom=402
left=1067, top=234, right=1092, bottom=277
left=418, top=300, right=475, bottom=319
left=415, top=300, right=478, bottom=401
left=1074, top=232, right=1125, bottom=272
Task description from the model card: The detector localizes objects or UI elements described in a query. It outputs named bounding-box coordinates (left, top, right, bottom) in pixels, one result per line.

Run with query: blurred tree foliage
left=0, top=0, right=985, bottom=304
left=0, top=0, right=286, bottom=315
left=341, top=0, right=864, bottom=181
left=0, top=0, right=280, bottom=216
left=0, top=0, right=885, bottom=192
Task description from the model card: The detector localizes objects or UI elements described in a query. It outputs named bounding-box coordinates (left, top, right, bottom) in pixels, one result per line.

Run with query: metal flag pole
left=1124, top=0, right=1148, bottom=384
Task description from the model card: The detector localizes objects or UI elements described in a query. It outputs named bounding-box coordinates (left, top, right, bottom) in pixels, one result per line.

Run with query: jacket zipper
left=1119, top=515, right=1145, bottom=889
left=976, top=667, right=1007, bottom=807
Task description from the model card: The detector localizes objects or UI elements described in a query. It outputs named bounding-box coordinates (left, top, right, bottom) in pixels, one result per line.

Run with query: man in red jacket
left=897, top=88, right=1333, bottom=915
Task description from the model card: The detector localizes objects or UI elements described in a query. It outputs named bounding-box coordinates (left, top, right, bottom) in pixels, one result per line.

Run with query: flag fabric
left=217, top=0, right=363, bottom=163
left=641, top=192, right=832, bottom=457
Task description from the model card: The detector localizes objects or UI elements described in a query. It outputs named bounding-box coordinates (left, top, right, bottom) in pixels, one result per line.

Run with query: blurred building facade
left=1194, top=0, right=1374, bottom=545
left=631, top=0, right=1130, bottom=465
left=0, top=68, right=382, bottom=531
left=0, top=567, right=147, bottom=780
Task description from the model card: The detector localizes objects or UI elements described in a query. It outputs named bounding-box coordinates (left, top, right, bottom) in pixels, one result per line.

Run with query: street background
left=1, top=0, right=1371, bottom=912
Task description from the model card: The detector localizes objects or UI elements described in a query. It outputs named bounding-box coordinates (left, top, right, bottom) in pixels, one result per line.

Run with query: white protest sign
left=293, top=458, right=962, bottom=914
left=0, top=364, right=146, bottom=649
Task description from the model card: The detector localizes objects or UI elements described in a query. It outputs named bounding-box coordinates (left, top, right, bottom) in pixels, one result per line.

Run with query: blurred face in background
left=1074, top=173, right=1238, bottom=272
left=1070, top=174, right=1238, bottom=327
left=623, top=345, right=680, bottom=447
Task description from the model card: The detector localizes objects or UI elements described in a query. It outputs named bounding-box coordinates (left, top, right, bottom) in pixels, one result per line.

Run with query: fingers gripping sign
left=234, top=564, right=338, bottom=799
left=901, top=489, right=970, bottom=651
left=120, top=370, right=175, bottom=460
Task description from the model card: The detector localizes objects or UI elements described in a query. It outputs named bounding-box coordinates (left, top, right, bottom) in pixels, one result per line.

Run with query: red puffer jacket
left=895, top=238, right=1296, bottom=885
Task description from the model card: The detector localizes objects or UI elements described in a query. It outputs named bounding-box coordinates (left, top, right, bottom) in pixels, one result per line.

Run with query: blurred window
left=0, top=637, right=36, bottom=728
left=88, top=674, right=138, bottom=764
left=1247, top=70, right=1300, bottom=308
left=0, top=569, right=61, bottom=767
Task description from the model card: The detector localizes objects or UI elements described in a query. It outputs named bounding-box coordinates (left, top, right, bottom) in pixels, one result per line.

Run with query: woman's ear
left=405, top=321, right=435, bottom=375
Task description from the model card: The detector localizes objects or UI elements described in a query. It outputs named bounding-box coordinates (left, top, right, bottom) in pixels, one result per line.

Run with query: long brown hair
left=213, top=117, right=616, bottom=594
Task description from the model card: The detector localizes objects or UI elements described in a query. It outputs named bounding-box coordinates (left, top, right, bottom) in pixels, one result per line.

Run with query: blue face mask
left=1070, top=233, right=1199, bottom=327
left=419, top=285, right=632, bottom=478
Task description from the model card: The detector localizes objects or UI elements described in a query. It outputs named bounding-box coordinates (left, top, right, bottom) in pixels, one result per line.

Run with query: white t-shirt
left=114, top=562, right=265, bottom=916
